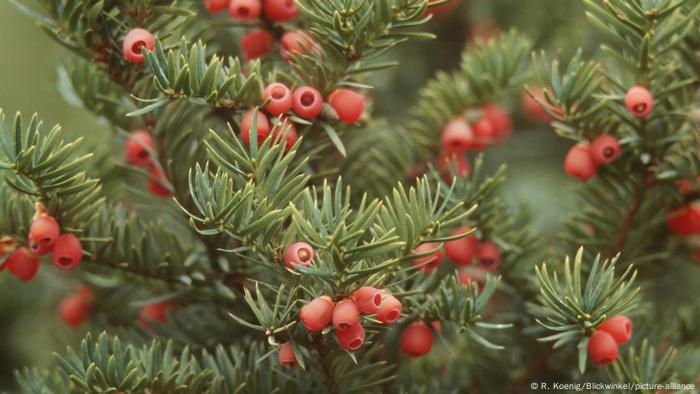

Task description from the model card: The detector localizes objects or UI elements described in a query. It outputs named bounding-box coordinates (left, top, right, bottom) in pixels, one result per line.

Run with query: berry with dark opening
left=240, top=29, right=274, bottom=60
left=278, top=342, right=297, bottom=368
left=292, top=86, right=323, bottom=119
left=597, top=315, right=632, bottom=345
left=625, top=86, right=654, bottom=118
left=440, top=118, right=473, bottom=153
left=28, top=214, right=60, bottom=256
left=376, top=292, right=402, bottom=324
left=328, top=89, right=365, bottom=124
left=590, top=134, right=621, bottom=165
left=336, top=322, right=365, bottom=351
left=263, top=0, right=298, bottom=22
left=588, top=330, right=619, bottom=366
left=228, top=0, right=261, bottom=21
left=283, top=242, right=314, bottom=270
left=2, top=247, right=40, bottom=281
left=564, top=143, right=597, bottom=181
left=126, top=131, right=154, bottom=167
left=400, top=321, right=434, bottom=357
left=332, top=299, right=360, bottom=331
left=476, top=241, right=501, bottom=272
left=263, top=83, right=293, bottom=116
left=411, top=242, right=442, bottom=273
left=350, top=287, right=382, bottom=314
left=122, top=28, right=155, bottom=63
left=444, top=227, right=477, bottom=265
left=300, top=296, right=334, bottom=331
left=51, top=234, right=82, bottom=270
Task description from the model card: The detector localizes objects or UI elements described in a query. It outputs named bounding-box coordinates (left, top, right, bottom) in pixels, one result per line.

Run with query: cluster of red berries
left=240, top=84, right=366, bottom=150
left=125, top=131, right=172, bottom=198
left=587, top=315, right=632, bottom=366
left=563, top=135, right=621, bottom=181
left=204, top=0, right=298, bottom=23
left=438, top=104, right=512, bottom=181
left=0, top=214, right=83, bottom=281
left=411, top=227, right=501, bottom=274
left=59, top=285, right=94, bottom=328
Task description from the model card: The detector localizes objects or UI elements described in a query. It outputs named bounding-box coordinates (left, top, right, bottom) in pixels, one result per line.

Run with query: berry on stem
left=228, top=0, right=261, bottom=20
left=28, top=214, right=60, bottom=256
left=283, top=242, right=314, bottom=270
left=300, top=296, right=334, bottom=331
left=349, top=287, right=382, bottom=314
left=564, top=143, right=597, bottom=181
left=240, top=29, right=274, bottom=60
left=139, top=301, right=171, bottom=329
left=440, top=118, right=473, bottom=153
left=444, top=227, right=477, bottom=265
left=400, top=321, right=434, bottom=357
left=263, top=83, right=293, bottom=116
left=270, top=117, right=298, bottom=152
left=376, top=292, right=402, bottom=324
left=122, top=28, right=155, bottom=63
left=148, top=166, right=172, bottom=198
left=597, top=315, right=632, bottom=345
left=411, top=242, right=442, bottom=273
left=476, top=241, right=501, bottom=272
left=336, top=322, right=365, bottom=351
left=328, top=89, right=365, bottom=124
left=470, top=117, right=497, bottom=150
left=278, top=342, right=297, bottom=368
left=521, top=87, right=553, bottom=122
left=240, top=110, right=271, bottom=144
left=667, top=205, right=700, bottom=236
left=437, top=153, right=471, bottom=182
left=280, top=31, right=316, bottom=61
left=59, top=291, right=92, bottom=328
left=482, top=104, right=512, bottom=142
left=625, top=86, right=654, bottom=118
left=590, top=134, right=621, bottom=165
left=126, top=131, right=154, bottom=167
left=588, top=330, right=619, bottom=366
left=2, top=247, right=40, bottom=281
left=204, top=0, right=230, bottom=13
left=51, top=234, right=82, bottom=270
left=332, top=299, right=360, bottom=331
left=263, top=0, right=298, bottom=22
left=292, top=87, right=323, bottom=119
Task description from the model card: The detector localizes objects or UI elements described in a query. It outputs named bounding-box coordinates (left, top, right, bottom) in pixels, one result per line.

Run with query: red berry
left=3, top=247, right=39, bottom=281
left=564, top=143, right=597, bottom=181
left=270, top=117, right=298, bottom=152
left=139, top=301, right=171, bottom=329
left=590, top=134, right=620, bottom=165
left=411, top=242, right=442, bottom=273
left=336, top=322, right=365, bottom=351
left=28, top=214, right=60, bottom=256
left=437, top=153, right=471, bottom=182
left=400, top=321, right=434, bottom=357
left=470, top=117, right=497, bottom=151
left=482, top=104, right=512, bottom=142
left=444, top=227, right=478, bottom=265
left=240, top=110, right=271, bottom=144
left=59, top=293, right=92, bottom=328
left=126, top=131, right=154, bottom=167
left=349, top=286, right=382, bottom=314
left=51, top=234, right=82, bottom=270
left=283, top=241, right=314, bottom=270
left=263, top=83, right=293, bottom=116
left=122, top=28, right=155, bottom=63
left=328, top=89, right=365, bottom=124
left=204, top=0, right=230, bottom=13
left=292, top=86, right=323, bottom=119
left=667, top=205, right=700, bottom=236
left=332, top=299, right=360, bottom=331
left=476, top=241, right=500, bottom=272
left=376, top=293, right=402, bottom=324
left=597, top=315, right=632, bottom=345
left=228, top=0, right=261, bottom=21
left=278, top=342, right=297, bottom=368
left=588, top=330, right=619, bottom=366
left=625, top=86, right=654, bottom=118
left=300, top=296, right=334, bottom=332
left=280, top=31, right=317, bottom=61
left=240, top=29, right=274, bottom=60
left=263, top=0, right=298, bottom=22
left=521, top=87, right=554, bottom=122
left=440, top=118, right=473, bottom=153
left=424, top=0, right=461, bottom=17
left=148, top=166, right=172, bottom=198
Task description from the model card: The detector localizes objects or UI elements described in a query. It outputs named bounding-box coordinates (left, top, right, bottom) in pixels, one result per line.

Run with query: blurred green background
left=0, top=0, right=592, bottom=389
